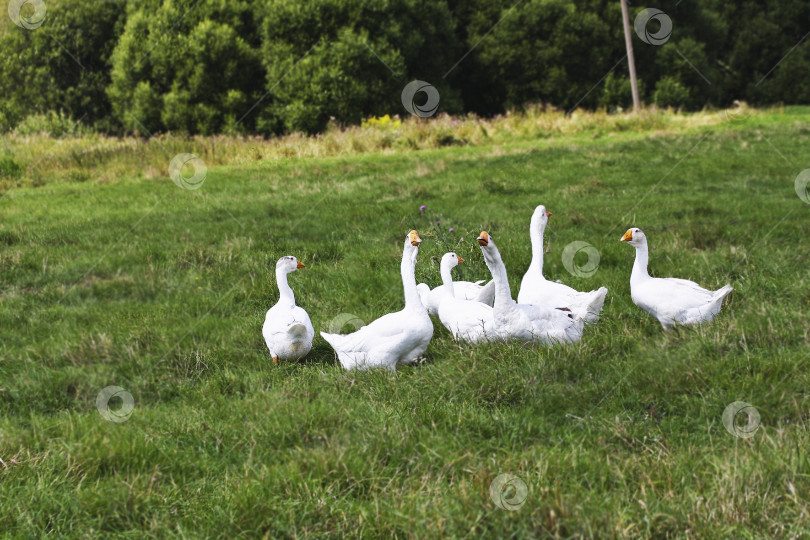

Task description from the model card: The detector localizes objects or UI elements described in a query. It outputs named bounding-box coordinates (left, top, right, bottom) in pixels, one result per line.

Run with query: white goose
left=321, top=231, right=434, bottom=371
left=262, top=256, right=315, bottom=363
left=621, top=228, right=733, bottom=330
left=417, top=254, right=495, bottom=316
left=436, top=253, right=499, bottom=343
left=477, top=231, right=583, bottom=344
left=517, top=205, right=607, bottom=323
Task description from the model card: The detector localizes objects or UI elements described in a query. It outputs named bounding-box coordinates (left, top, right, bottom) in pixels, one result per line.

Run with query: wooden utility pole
left=620, top=0, right=640, bottom=111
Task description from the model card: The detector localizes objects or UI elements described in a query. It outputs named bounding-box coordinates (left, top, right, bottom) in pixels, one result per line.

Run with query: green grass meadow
left=1, top=108, right=809, bottom=537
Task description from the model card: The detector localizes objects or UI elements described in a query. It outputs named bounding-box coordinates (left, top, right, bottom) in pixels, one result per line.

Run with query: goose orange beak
left=477, top=231, right=489, bottom=247
left=297, top=260, right=305, bottom=269
left=409, top=230, right=422, bottom=247
left=457, top=256, right=465, bottom=264
left=621, top=230, right=633, bottom=242
left=547, top=211, right=552, bottom=217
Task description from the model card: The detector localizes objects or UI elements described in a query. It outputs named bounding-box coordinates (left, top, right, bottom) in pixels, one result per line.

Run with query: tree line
left=1, top=0, right=807, bottom=136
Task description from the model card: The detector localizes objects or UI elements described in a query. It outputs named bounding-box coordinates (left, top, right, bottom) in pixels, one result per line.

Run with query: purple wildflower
left=449, top=227, right=454, bottom=232
left=419, top=205, right=426, bottom=211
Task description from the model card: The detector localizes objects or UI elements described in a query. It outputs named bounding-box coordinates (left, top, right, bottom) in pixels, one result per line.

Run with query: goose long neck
left=440, top=259, right=455, bottom=298
left=632, top=240, right=650, bottom=281
left=528, top=217, right=545, bottom=275
left=484, top=245, right=512, bottom=307
left=276, top=268, right=295, bottom=305
left=402, top=246, right=421, bottom=309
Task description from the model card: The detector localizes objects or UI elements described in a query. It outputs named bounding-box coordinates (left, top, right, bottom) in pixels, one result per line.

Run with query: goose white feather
left=417, top=254, right=495, bottom=316
left=321, top=231, right=434, bottom=371
left=262, top=256, right=315, bottom=363
left=477, top=231, right=583, bottom=344
left=436, top=253, right=499, bottom=343
left=621, top=228, right=733, bottom=330
left=517, top=205, right=607, bottom=323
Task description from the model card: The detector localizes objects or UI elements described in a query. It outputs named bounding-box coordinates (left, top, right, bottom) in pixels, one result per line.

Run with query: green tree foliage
left=107, top=0, right=263, bottom=135
left=257, top=0, right=461, bottom=134
left=653, top=76, right=691, bottom=108
left=0, top=0, right=126, bottom=132
left=463, top=0, right=618, bottom=112
left=601, top=72, right=645, bottom=110
left=0, top=0, right=808, bottom=135
left=719, top=0, right=810, bottom=105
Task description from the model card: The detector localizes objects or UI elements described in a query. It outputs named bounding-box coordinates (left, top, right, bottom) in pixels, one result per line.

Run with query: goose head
left=404, top=230, right=422, bottom=263
left=276, top=255, right=305, bottom=274
left=531, top=204, right=552, bottom=231
left=620, top=228, right=647, bottom=247
left=477, top=230, right=490, bottom=247
left=476, top=231, right=499, bottom=264
left=441, top=252, right=464, bottom=270
left=407, top=230, right=422, bottom=248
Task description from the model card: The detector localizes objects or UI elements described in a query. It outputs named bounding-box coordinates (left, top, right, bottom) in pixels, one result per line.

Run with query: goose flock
left=262, top=205, right=733, bottom=370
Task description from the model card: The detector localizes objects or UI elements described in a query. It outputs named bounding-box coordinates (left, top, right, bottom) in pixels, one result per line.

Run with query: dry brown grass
left=0, top=103, right=760, bottom=193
